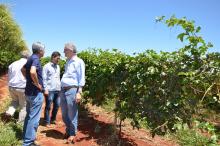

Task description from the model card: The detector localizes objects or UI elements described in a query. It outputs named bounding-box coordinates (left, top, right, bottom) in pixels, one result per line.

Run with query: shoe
left=67, top=136, right=75, bottom=144
left=43, top=121, right=51, bottom=128
left=29, top=142, right=40, bottom=146
left=45, top=124, right=52, bottom=128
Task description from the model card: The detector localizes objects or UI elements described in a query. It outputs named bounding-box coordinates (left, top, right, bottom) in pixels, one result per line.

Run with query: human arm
left=75, top=60, right=85, bottom=103
left=21, top=65, right=26, bottom=78
left=30, top=66, right=42, bottom=91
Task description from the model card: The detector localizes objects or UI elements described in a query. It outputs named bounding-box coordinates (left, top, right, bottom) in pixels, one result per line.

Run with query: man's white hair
left=32, top=42, right=45, bottom=53
left=64, top=42, right=77, bottom=53
left=20, top=50, right=30, bottom=58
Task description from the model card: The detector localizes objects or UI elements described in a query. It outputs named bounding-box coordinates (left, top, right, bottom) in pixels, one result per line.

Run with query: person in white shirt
left=5, top=50, right=30, bottom=123
left=43, top=51, right=61, bottom=127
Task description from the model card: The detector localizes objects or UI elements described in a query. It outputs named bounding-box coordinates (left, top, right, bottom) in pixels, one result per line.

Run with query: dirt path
left=0, top=74, right=178, bottom=146
left=36, top=104, right=178, bottom=146
left=0, top=74, right=8, bottom=103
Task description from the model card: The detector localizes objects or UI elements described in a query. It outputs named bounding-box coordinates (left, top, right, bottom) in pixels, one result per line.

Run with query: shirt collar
left=32, top=54, right=39, bottom=59
left=50, top=62, right=57, bottom=67
left=20, top=58, right=27, bottom=61
left=68, top=55, right=78, bottom=62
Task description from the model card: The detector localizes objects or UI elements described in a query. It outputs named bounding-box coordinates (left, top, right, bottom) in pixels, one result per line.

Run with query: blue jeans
left=23, top=92, right=44, bottom=146
left=44, top=91, right=60, bottom=124
left=60, top=88, right=78, bottom=136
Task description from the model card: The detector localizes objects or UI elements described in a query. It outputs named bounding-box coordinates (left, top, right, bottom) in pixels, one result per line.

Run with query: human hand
left=44, top=90, right=49, bottom=97
left=75, top=93, right=82, bottom=103
left=33, top=82, right=42, bottom=91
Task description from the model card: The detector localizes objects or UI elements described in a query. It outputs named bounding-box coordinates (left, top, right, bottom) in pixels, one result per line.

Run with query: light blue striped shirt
left=61, top=55, right=85, bottom=88
left=43, top=62, right=61, bottom=91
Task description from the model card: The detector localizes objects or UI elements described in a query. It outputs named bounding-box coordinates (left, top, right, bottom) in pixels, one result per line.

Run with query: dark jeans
left=44, top=91, right=60, bottom=124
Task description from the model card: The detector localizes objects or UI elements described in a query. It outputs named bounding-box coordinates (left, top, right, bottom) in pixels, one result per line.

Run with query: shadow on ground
left=41, top=129, right=64, bottom=139
left=76, top=105, right=138, bottom=146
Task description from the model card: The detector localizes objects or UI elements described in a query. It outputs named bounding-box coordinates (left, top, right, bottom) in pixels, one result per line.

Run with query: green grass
left=0, top=121, right=23, bottom=146
left=0, top=97, right=23, bottom=146
left=174, top=128, right=218, bottom=146
left=0, top=96, right=11, bottom=113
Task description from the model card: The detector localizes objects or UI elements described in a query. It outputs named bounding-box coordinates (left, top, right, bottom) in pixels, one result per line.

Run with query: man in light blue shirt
left=43, top=51, right=61, bottom=127
left=60, top=42, right=85, bottom=144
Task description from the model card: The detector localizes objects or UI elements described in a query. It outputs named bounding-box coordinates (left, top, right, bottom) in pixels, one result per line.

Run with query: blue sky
left=1, top=0, right=219, bottom=57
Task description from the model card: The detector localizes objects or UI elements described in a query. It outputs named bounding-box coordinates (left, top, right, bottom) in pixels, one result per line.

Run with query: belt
left=9, top=86, right=25, bottom=90
left=62, top=85, right=78, bottom=91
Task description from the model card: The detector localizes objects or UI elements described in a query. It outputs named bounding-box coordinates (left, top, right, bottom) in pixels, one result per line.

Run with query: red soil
left=0, top=74, right=178, bottom=146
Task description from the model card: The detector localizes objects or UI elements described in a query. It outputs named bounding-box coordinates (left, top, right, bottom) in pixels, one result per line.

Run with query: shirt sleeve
left=77, top=59, right=85, bottom=88
left=32, top=57, right=39, bottom=67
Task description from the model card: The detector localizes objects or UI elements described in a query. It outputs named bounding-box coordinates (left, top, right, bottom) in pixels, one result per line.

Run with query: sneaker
left=67, top=136, right=76, bottom=144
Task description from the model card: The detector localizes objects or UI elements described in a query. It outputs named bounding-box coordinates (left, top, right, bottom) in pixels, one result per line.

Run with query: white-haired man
left=60, top=42, right=85, bottom=144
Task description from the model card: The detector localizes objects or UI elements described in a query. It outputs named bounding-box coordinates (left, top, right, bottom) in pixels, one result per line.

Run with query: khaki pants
left=6, top=87, right=26, bottom=122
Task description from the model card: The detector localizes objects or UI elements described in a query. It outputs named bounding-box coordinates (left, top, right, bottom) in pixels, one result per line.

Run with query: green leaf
left=177, top=33, right=185, bottom=42
left=196, top=26, right=201, bottom=33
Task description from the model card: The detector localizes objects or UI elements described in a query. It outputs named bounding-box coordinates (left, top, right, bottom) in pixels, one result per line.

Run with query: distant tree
left=0, top=4, right=27, bottom=72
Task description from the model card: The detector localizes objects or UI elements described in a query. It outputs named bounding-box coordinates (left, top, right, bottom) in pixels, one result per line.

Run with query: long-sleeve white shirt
left=61, top=55, right=85, bottom=88
left=43, top=62, right=61, bottom=91
left=8, top=58, right=27, bottom=88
